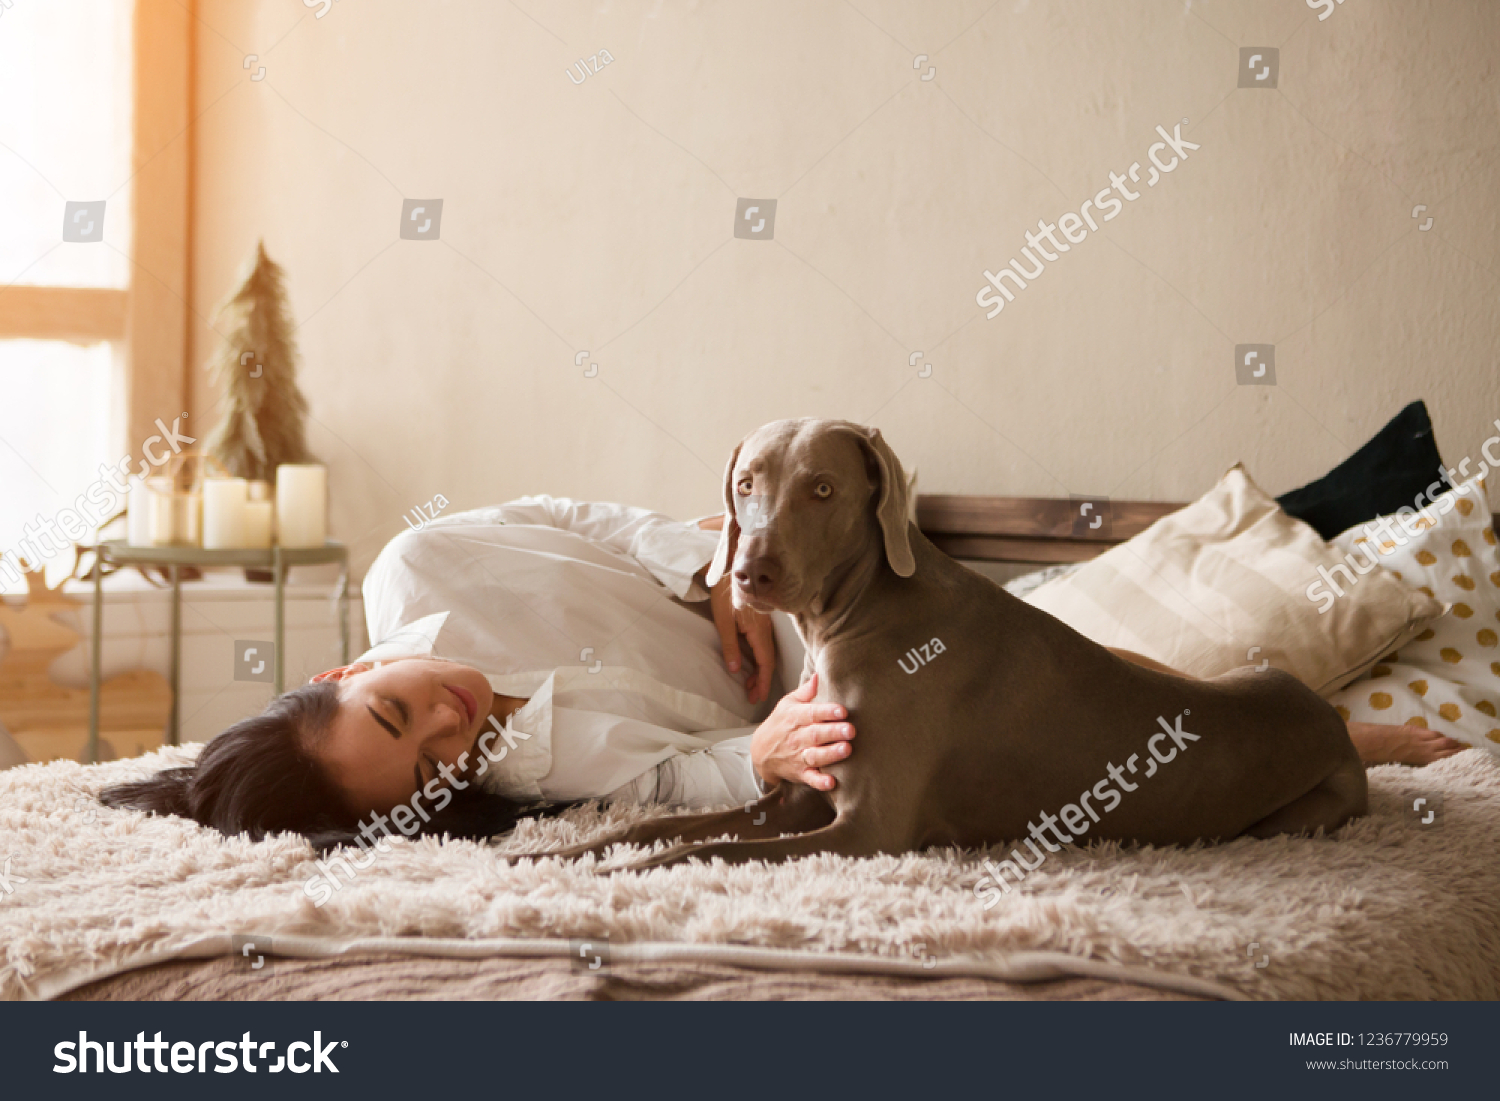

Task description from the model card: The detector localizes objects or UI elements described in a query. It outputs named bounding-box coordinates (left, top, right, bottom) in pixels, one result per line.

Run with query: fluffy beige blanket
left=3, top=745, right=1497, bottom=1001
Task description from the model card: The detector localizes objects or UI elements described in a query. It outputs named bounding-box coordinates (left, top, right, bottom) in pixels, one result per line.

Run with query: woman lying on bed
left=104, top=498, right=851, bottom=850
left=102, top=497, right=1465, bottom=851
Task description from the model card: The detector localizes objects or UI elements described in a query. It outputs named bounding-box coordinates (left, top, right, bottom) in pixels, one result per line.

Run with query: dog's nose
left=734, top=556, right=783, bottom=598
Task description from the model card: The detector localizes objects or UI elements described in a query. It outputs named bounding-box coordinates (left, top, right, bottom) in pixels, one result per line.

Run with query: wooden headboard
left=915, top=493, right=1500, bottom=564
left=915, top=494, right=1185, bottom=564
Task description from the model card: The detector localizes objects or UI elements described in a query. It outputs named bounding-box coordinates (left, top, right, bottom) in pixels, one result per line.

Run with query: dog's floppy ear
left=862, top=426, right=915, bottom=578
left=704, top=440, right=744, bottom=587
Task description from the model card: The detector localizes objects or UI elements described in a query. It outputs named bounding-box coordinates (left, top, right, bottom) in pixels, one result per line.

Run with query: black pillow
left=1276, top=400, right=1451, bottom=540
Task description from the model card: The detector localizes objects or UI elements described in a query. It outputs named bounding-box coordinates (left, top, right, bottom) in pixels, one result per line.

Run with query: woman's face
left=309, top=658, right=495, bottom=816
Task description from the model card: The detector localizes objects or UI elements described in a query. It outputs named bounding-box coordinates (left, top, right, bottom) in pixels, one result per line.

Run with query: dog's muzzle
left=733, top=554, right=783, bottom=609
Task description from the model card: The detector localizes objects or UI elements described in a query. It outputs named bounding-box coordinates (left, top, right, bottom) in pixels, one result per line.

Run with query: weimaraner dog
left=528, top=417, right=1366, bottom=871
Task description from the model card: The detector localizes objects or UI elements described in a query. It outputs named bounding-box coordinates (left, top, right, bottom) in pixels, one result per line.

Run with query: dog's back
left=809, top=526, right=1362, bottom=850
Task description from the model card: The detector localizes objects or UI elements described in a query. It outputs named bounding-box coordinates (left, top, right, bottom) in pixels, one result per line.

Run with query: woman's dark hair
left=100, top=680, right=564, bottom=854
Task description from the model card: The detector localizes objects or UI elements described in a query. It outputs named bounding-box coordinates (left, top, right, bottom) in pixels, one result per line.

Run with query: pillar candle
left=276, top=464, right=327, bottom=548
left=202, top=477, right=248, bottom=549
left=127, top=476, right=153, bottom=546
left=242, top=500, right=274, bottom=549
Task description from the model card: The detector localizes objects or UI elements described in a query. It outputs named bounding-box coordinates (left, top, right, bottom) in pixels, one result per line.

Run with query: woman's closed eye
left=367, top=696, right=410, bottom=740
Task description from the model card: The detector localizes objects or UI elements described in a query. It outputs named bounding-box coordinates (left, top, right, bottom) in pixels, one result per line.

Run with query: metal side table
left=87, top=541, right=350, bottom=762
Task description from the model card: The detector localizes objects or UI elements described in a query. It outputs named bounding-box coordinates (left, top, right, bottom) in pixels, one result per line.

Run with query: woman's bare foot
left=1347, top=721, right=1471, bottom=767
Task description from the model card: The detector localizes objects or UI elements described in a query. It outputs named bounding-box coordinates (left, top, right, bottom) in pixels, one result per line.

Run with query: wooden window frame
left=0, top=0, right=192, bottom=452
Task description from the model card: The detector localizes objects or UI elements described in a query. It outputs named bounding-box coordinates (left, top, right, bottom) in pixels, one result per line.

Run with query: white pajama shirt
left=357, top=496, right=808, bottom=808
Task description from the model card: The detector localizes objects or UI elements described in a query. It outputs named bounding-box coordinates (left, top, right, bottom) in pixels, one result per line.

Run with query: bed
left=10, top=490, right=1500, bottom=1002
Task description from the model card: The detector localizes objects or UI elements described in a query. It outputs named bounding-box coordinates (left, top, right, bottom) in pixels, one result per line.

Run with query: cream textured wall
left=188, top=0, right=1500, bottom=578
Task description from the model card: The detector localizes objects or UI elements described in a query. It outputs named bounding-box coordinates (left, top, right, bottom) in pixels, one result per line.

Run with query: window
left=0, top=0, right=134, bottom=288
left=0, top=0, right=189, bottom=590
left=0, top=340, right=123, bottom=578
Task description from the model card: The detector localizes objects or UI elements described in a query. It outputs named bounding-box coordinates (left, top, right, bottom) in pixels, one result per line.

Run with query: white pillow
left=1024, top=464, right=1447, bottom=695
left=1328, top=476, right=1500, bottom=755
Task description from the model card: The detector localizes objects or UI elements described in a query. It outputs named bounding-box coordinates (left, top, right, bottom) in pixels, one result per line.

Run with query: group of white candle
left=126, top=463, right=328, bottom=550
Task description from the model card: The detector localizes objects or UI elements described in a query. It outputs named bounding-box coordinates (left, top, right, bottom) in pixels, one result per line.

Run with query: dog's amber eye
left=736, top=479, right=753, bottom=496
left=814, top=482, right=833, bottom=499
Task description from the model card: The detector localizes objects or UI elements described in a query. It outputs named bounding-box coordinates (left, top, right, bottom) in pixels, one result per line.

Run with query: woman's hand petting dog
left=750, top=674, right=855, bottom=791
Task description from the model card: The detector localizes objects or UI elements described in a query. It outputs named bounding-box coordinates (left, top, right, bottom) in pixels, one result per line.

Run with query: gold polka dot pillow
left=1329, top=476, right=1500, bottom=754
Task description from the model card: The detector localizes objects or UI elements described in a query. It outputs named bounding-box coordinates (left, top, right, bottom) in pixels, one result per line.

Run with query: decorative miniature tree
left=203, top=241, right=315, bottom=481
